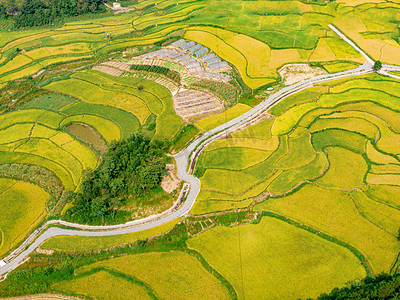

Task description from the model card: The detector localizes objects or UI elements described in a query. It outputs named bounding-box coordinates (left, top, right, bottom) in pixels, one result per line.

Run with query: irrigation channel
left=0, top=25, right=398, bottom=276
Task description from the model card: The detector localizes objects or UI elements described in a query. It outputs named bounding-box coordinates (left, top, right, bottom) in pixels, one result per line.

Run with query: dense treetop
left=65, top=133, right=168, bottom=224
left=0, top=0, right=106, bottom=27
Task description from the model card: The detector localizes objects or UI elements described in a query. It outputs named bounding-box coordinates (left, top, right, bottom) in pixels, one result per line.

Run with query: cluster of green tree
left=130, top=64, right=181, bottom=84
left=1, top=0, right=106, bottom=28
left=65, top=134, right=167, bottom=224
left=317, top=274, right=400, bottom=299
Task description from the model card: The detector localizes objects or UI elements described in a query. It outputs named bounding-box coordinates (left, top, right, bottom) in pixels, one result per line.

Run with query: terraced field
left=0, top=0, right=400, bottom=299
left=194, top=74, right=400, bottom=278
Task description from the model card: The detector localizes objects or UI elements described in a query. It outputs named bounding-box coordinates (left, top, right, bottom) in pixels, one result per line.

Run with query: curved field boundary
left=257, top=211, right=373, bottom=276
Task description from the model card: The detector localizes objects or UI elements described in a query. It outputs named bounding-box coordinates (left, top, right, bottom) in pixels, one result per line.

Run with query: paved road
left=0, top=24, right=398, bottom=276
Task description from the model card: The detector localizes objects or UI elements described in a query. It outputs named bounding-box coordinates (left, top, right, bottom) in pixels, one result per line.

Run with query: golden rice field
left=73, top=251, right=231, bottom=299
left=194, top=73, right=400, bottom=276
left=0, top=178, right=49, bottom=257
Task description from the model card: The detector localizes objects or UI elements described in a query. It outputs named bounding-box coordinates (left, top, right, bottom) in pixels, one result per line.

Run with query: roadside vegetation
left=0, top=0, right=400, bottom=299
left=65, top=133, right=168, bottom=225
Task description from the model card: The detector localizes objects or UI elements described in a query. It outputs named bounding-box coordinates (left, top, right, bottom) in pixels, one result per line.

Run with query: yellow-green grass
left=0, top=55, right=92, bottom=83
left=311, top=129, right=367, bottom=154
left=185, top=27, right=275, bottom=88
left=350, top=190, right=400, bottom=237
left=0, top=123, right=33, bottom=144
left=81, top=70, right=184, bottom=140
left=275, top=128, right=316, bottom=170
left=0, top=109, right=64, bottom=130
left=76, top=251, right=230, bottom=299
left=370, top=164, right=400, bottom=174
left=191, top=198, right=254, bottom=215
left=365, top=184, right=400, bottom=209
left=329, top=76, right=400, bottom=98
left=331, top=101, right=400, bottom=133
left=0, top=152, right=75, bottom=190
left=41, top=219, right=179, bottom=252
left=44, top=78, right=151, bottom=124
left=269, top=86, right=329, bottom=116
left=366, top=173, right=400, bottom=186
left=196, top=104, right=251, bottom=132
left=315, top=147, right=367, bottom=191
left=255, top=184, right=399, bottom=274
left=271, top=87, right=400, bottom=136
left=268, top=152, right=328, bottom=194
left=198, top=147, right=273, bottom=171
left=200, top=168, right=260, bottom=195
left=31, top=123, right=59, bottom=139
left=0, top=179, right=50, bottom=257
left=231, top=117, right=274, bottom=140
left=205, top=136, right=279, bottom=152
left=4, top=138, right=85, bottom=187
left=61, top=101, right=140, bottom=139
left=322, top=62, right=360, bottom=73
left=53, top=270, right=152, bottom=300
left=309, top=116, right=379, bottom=140
left=60, top=114, right=121, bottom=143
left=187, top=216, right=366, bottom=300
left=323, top=111, right=400, bottom=155
left=0, top=43, right=91, bottom=77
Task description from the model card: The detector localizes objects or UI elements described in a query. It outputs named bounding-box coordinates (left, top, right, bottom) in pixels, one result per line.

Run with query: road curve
left=1, top=25, right=399, bottom=276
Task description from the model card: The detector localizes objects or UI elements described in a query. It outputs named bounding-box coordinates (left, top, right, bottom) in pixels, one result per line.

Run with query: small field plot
left=75, top=251, right=231, bottom=299
left=187, top=216, right=365, bottom=300
left=0, top=179, right=49, bottom=257
left=53, top=270, right=152, bottom=300
left=196, top=103, right=251, bottom=132
left=255, top=185, right=399, bottom=274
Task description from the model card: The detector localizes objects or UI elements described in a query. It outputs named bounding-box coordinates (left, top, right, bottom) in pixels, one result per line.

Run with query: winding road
left=0, top=25, right=399, bottom=276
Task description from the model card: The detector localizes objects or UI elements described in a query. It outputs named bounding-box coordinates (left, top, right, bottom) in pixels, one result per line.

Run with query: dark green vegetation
left=374, top=60, right=382, bottom=71
left=318, top=274, right=400, bottom=299
left=130, top=64, right=180, bottom=83
left=1, top=0, right=106, bottom=28
left=65, top=133, right=168, bottom=224
left=0, top=211, right=248, bottom=298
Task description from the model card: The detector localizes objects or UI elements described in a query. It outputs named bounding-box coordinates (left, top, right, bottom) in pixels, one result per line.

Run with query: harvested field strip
left=255, top=184, right=399, bottom=274
left=0, top=152, right=75, bottom=190
left=41, top=219, right=179, bottom=252
left=60, top=114, right=121, bottom=143
left=0, top=179, right=49, bottom=257
left=75, top=251, right=231, bottom=299
left=191, top=198, right=254, bottom=215
left=187, top=216, right=366, bottom=300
